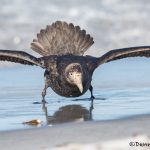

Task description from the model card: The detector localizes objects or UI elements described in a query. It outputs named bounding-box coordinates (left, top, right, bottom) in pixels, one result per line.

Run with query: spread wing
left=97, top=46, right=150, bottom=66
left=0, top=49, right=44, bottom=68
left=31, top=21, right=94, bottom=56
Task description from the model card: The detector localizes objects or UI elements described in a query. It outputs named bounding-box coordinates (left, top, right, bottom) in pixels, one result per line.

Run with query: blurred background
left=0, top=0, right=150, bottom=89
left=1, top=0, right=150, bottom=58
left=0, top=0, right=150, bottom=87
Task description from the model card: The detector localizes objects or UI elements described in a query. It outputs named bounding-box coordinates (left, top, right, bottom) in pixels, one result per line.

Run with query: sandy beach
left=0, top=114, right=150, bottom=150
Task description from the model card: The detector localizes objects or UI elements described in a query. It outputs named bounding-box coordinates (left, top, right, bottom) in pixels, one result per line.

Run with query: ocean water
left=0, top=58, right=150, bottom=131
left=0, top=0, right=150, bottom=131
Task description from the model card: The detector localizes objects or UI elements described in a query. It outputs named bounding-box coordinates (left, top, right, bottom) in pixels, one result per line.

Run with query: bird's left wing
left=97, top=46, right=150, bottom=66
left=0, top=49, right=44, bottom=68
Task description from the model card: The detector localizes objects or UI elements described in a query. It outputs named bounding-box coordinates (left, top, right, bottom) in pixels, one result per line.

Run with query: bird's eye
left=69, top=72, right=73, bottom=76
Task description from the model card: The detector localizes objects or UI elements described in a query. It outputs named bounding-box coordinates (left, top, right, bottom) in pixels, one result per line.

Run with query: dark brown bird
left=1, top=21, right=150, bottom=103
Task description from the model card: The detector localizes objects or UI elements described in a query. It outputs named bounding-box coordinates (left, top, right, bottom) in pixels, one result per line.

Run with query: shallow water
left=0, top=58, right=150, bottom=131
left=0, top=0, right=150, bottom=131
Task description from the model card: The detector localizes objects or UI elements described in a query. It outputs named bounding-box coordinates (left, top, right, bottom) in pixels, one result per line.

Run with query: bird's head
left=65, top=63, right=83, bottom=93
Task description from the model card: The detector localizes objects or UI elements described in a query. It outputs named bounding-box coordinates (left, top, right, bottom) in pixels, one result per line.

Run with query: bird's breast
left=48, top=76, right=89, bottom=97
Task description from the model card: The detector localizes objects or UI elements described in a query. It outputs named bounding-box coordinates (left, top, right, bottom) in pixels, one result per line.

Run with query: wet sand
left=0, top=114, right=150, bottom=150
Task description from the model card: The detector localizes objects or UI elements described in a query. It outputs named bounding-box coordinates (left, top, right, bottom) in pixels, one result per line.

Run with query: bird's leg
left=42, top=84, right=48, bottom=104
left=42, top=78, right=49, bottom=104
left=42, top=102, right=49, bottom=124
left=89, top=85, right=95, bottom=100
left=89, top=100, right=94, bottom=120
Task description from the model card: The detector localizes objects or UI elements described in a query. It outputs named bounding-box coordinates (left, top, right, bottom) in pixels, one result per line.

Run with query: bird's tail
left=31, top=21, right=94, bottom=56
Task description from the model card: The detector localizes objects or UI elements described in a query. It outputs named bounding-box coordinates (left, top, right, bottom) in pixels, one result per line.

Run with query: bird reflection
left=42, top=102, right=93, bottom=125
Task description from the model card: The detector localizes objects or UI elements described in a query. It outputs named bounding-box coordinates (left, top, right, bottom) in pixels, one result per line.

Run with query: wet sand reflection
left=42, top=102, right=94, bottom=125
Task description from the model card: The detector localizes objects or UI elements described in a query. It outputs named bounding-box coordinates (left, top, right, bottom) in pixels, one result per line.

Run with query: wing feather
left=97, top=46, right=150, bottom=66
left=0, top=50, right=44, bottom=67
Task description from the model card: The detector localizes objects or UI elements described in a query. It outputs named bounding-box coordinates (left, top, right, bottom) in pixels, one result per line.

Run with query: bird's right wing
left=0, top=49, right=44, bottom=68
left=97, top=46, right=150, bottom=66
